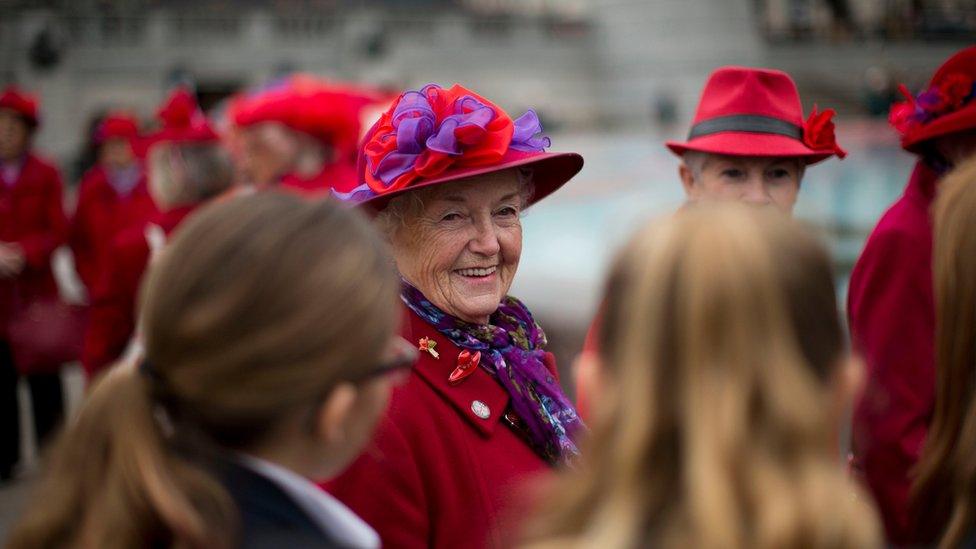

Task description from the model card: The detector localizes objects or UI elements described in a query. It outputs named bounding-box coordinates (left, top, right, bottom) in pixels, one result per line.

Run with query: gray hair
left=681, top=151, right=806, bottom=183
left=375, top=167, right=535, bottom=240
left=148, top=142, right=234, bottom=207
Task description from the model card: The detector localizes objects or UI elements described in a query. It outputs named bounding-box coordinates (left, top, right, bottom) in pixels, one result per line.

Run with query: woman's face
left=0, top=109, right=29, bottom=161
left=239, top=122, right=299, bottom=186
left=391, top=171, right=524, bottom=324
left=99, top=137, right=135, bottom=169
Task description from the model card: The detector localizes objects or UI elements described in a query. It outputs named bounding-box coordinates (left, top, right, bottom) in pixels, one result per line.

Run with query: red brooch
left=418, top=337, right=439, bottom=359
left=449, top=350, right=481, bottom=385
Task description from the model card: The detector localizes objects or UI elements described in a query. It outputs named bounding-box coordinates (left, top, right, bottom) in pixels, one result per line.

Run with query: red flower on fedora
left=363, top=84, right=550, bottom=195
left=803, top=106, right=846, bottom=159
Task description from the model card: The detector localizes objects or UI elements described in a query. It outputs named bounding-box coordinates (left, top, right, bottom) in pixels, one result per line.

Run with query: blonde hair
left=8, top=193, right=398, bottom=549
left=913, top=157, right=976, bottom=547
left=524, top=204, right=880, bottom=549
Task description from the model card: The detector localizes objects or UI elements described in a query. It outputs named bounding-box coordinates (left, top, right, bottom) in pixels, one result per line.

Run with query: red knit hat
left=338, top=83, right=583, bottom=211
left=666, top=66, right=846, bottom=164
left=889, top=46, right=976, bottom=154
left=95, top=111, right=139, bottom=144
left=0, top=86, right=40, bottom=128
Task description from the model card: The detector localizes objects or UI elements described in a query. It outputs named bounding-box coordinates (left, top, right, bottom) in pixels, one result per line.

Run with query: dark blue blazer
left=218, top=460, right=348, bottom=549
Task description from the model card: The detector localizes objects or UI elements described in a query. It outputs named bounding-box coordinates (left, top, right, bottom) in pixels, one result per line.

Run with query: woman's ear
left=314, top=383, right=359, bottom=446
left=837, top=352, right=866, bottom=408
left=679, top=162, right=697, bottom=197
left=574, top=350, right=603, bottom=409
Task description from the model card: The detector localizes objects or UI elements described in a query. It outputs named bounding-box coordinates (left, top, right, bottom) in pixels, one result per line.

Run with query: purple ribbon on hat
left=364, top=84, right=552, bottom=197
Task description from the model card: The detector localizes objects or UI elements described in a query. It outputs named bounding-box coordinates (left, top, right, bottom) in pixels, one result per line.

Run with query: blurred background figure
left=523, top=204, right=881, bottom=549
left=82, top=88, right=232, bottom=380
left=911, top=157, right=976, bottom=548
left=7, top=193, right=408, bottom=548
left=0, top=85, right=69, bottom=483
left=848, top=45, right=976, bottom=546
left=69, top=111, right=157, bottom=294
left=326, top=83, right=584, bottom=549
left=228, top=75, right=388, bottom=196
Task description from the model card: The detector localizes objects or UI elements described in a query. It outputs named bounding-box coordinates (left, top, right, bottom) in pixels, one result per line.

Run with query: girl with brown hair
left=7, top=193, right=411, bottom=549
left=523, top=204, right=881, bottom=549
left=911, top=157, right=976, bottom=548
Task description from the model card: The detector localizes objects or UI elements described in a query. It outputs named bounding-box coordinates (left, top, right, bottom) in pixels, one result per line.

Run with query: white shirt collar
left=235, top=453, right=380, bottom=549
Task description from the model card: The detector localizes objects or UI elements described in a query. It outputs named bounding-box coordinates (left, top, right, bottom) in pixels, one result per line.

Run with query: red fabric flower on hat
left=940, top=73, right=974, bottom=111
left=362, top=84, right=549, bottom=195
left=888, top=85, right=918, bottom=136
left=803, top=105, right=846, bottom=159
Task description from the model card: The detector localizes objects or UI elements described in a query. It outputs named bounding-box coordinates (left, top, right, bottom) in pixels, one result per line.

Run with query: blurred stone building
left=0, top=0, right=971, bottom=166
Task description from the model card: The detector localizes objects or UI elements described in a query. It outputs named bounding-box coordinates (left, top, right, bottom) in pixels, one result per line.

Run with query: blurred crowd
left=1, top=44, right=976, bottom=549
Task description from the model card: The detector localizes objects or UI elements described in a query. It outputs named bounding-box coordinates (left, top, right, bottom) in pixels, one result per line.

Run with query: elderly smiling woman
left=324, top=84, right=585, bottom=548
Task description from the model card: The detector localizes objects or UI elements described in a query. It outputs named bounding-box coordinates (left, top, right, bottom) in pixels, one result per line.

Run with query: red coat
left=324, top=307, right=556, bottom=549
left=0, top=153, right=68, bottom=338
left=82, top=206, right=195, bottom=377
left=848, top=162, right=938, bottom=545
left=70, top=165, right=157, bottom=291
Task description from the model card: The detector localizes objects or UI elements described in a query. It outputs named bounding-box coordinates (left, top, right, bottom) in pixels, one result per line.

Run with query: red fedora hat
left=889, top=46, right=976, bottom=154
left=666, top=66, right=846, bottom=164
left=334, top=83, right=583, bottom=211
left=0, top=85, right=40, bottom=128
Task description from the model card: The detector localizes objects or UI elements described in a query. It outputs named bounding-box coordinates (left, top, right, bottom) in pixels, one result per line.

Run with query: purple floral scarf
left=401, top=282, right=584, bottom=466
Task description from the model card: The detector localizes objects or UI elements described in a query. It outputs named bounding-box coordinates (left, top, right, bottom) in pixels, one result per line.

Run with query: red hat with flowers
left=140, top=87, right=219, bottom=155
left=230, top=74, right=390, bottom=162
left=339, top=83, right=583, bottom=210
left=94, top=111, right=140, bottom=144
left=666, top=67, right=846, bottom=164
left=889, top=46, right=976, bottom=154
left=0, top=85, right=40, bottom=128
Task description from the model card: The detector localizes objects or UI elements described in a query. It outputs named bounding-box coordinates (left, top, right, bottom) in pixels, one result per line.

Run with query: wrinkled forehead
left=420, top=169, right=523, bottom=205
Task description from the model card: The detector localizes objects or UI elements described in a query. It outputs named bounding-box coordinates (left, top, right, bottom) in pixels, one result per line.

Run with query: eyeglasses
left=352, top=336, right=418, bottom=383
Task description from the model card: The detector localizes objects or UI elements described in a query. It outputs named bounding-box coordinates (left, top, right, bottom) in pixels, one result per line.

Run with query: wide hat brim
left=666, top=132, right=834, bottom=165
left=902, top=101, right=976, bottom=153
left=358, top=149, right=584, bottom=213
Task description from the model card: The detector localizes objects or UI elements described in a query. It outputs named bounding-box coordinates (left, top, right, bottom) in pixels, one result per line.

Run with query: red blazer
left=324, top=307, right=556, bottom=549
left=0, top=153, right=68, bottom=338
left=70, top=165, right=157, bottom=291
left=82, top=206, right=195, bottom=377
left=848, top=162, right=938, bottom=545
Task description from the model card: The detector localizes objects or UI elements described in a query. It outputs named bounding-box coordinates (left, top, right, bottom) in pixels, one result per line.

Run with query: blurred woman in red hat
left=0, top=85, right=69, bottom=481
left=848, top=46, right=976, bottom=545
left=323, top=83, right=585, bottom=548
left=70, top=111, right=157, bottom=293
left=230, top=75, right=387, bottom=197
left=82, top=88, right=232, bottom=379
left=576, top=66, right=847, bottom=421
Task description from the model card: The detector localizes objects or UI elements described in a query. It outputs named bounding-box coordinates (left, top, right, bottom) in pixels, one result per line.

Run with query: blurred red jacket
left=324, top=307, right=553, bottom=549
left=848, top=161, right=939, bottom=545
left=278, top=161, right=358, bottom=198
left=82, top=205, right=195, bottom=377
left=0, top=153, right=68, bottom=339
left=70, top=164, right=157, bottom=291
